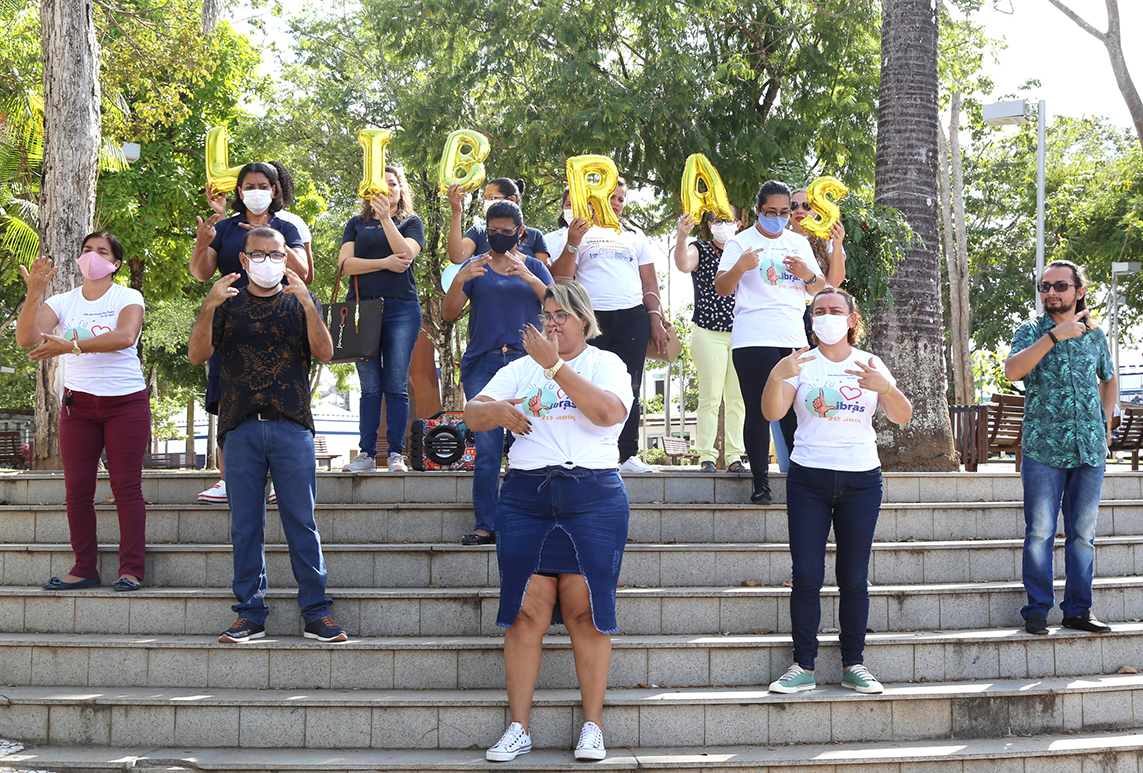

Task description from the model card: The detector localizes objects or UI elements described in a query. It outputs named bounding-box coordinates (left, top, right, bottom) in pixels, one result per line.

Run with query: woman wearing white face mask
left=189, top=162, right=308, bottom=505
left=760, top=288, right=912, bottom=697
left=673, top=207, right=748, bottom=473
left=447, top=178, right=550, bottom=265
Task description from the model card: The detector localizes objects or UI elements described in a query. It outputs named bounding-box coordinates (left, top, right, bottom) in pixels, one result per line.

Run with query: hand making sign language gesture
left=843, top=357, right=893, bottom=395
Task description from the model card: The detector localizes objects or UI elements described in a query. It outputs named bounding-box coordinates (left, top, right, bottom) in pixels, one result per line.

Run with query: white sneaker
left=486, top=721, right=531, bottom=762
left=197, top=480, right=227, bottom=503
left=619, top=456, right=654, bottom=474
left=387, top=453, right=409, bottom=472
left=267, top=483, right=276, bottom=504
left=342, top=453, right=376, bottom=473
left=574, top=720, right=606, bottom=761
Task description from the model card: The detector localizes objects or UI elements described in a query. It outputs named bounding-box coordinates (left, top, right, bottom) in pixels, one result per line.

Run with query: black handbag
left=323, top=271, right=384, bottom=364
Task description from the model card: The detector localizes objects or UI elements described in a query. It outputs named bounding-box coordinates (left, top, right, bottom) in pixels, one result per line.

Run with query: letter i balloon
left=802, top=176, right=849, bottom=238
left=437, top=130, right=490, bottom=195
left=205, top=126, right=244, bottom=195
left=358, top=129, right=393, bottom=199
left=680, top=153, right=733, bottom=222
left=566, top=155, right=621, bottom=232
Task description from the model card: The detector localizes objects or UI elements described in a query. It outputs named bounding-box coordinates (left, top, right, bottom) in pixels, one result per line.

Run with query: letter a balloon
left=437, top=130, right=491, bottom=196
left=566, top=155, right=621, bottom=232
left=358, top=129, right=393, bottom=199
left=205, top=126, right=244, bottom=195
left=680, top=153, right=733, bottom=223
left=802, top=176, right=849, bottom=238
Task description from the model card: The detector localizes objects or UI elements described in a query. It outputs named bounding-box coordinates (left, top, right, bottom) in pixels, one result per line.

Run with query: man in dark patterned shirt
left=190, top=227, right=346, bottom=644
left=1005, top=260, right=1117, bottom=636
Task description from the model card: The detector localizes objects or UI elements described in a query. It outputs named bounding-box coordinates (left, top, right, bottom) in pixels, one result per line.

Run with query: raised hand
left=772, top=345, right=816, bottom=381
left=566, top=216, right=591, bottom=249
left=458, top=255, right=490, bottom=282
left=206, top=189, right=227, bottom=218
left=502, top=253, right=538, bottom=284
left=844, top=357, right=891, bottom=394
left=1053, top=309, right=1092, bottom=341
left=20, top=256, right=56, bottom=296
left=736, top=246, right=761, bottom=273
left=370, top=193, right=393, bottom=221
left=282, top=268, right=314, bottom=308
left=29, top=331, right=76, bottom=362
left=677, top=213, right=697, bottom=237
left=783, top=253, right=814, bottom=283
left=447, top=183, right=466, bottom=214
left=196, top=213, right=223, bottom=245
left=206, top=273, right=241, bottom=308
left=828, top=219, right=846, bottom=244
left=521, top=322, right=559, bottom=370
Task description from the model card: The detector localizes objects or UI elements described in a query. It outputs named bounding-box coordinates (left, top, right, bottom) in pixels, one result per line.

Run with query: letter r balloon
left=566, top=155, right=621, bottom=232
left=205, top=126, right=244, bottom=195
left=358, top=129, right=393, bottom=199
left=437, top=129, right=490, bottom=195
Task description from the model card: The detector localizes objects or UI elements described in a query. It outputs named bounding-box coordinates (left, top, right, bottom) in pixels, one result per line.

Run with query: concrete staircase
left=0, top=468, right=1141, bottom=772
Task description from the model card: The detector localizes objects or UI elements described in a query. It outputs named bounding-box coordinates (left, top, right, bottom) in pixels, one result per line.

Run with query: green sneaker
left=768, top=664, right=816, bottom=694
left=841, top=664, right=884, bottom=694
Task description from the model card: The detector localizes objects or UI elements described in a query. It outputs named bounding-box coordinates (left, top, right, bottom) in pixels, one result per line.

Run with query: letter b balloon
left=437, top=129, right=490, bottom=196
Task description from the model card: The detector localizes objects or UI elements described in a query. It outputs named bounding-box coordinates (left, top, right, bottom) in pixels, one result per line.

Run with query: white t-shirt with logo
left=44, top=284, right=146, bottom=396
left=477, top=345, right=634, bottom=470
left=546, top=225, right=654, bottom=311
left=784, top=347, right=894, bottom=472
left=717, top=226, right=820, bottom=348
left=276, top=209, right=312, bottom=243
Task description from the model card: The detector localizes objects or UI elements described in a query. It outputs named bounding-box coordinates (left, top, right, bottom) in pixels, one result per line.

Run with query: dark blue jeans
left=355, top=296, right=422, bottom=457
left=463, top=348, right=525, bottom=533
left=1020, top=455, right=1104, bottom=620
left=785, top=461, right=883, bottom=671
left=223, top=417, right=332, bottom=625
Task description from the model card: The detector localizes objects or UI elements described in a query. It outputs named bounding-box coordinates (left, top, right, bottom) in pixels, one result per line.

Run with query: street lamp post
left=983, top=98, right=1047, bottom=313
left=1110, top=261, right=1141, bottom=381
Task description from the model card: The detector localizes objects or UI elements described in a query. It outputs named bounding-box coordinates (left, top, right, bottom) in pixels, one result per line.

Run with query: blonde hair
left=543, top=281, right=601, bottom=340
left=357, top=165, right=416, bottom=222
left=810, top=287, right=865, bottom=345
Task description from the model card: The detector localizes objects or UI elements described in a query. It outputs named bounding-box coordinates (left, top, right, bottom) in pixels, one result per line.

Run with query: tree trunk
left=947, top=91, right=974, bottom=404
left=937, top=122, right=960, bottom=402
left=869, top=0, right=957, bottom=471
left=34, top=0, right=101, bottom=470
left=185, top=398, right=196, bottom=457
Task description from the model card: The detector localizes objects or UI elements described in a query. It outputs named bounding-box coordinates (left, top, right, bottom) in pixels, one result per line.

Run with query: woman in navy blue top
left=339, top=165, right=426, bottom=473
left=447, top=177, right=550, bottom=265
left=443, top=201, right=554, bottom=544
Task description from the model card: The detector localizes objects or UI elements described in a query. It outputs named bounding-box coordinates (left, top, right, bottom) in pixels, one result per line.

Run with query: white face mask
left=246, top=257, right=286, bottom=288
left=242, top=189, right=274, bottom=215
left=563, top=208, right=575, bottom=225
left=710, top=222, right=737, bottom=243
left=483, top=198, right=500, bottom=216
left=812, top=313, right=851, bottom=345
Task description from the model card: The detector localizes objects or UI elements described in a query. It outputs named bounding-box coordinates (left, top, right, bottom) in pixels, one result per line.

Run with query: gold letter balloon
left=802, top=176, right=850, bottom=239
left=205, top=126, right=244, bottom=195
left=680, top=153, right=733, bottom=223
left=566, top=155, right=621, bottom=232
left=437, top=130, right=490, bottom=196
left=358, top=129, right=393, bottom=199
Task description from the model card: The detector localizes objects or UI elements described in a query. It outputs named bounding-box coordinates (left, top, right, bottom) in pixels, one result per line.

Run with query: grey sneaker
left=768, top=663, right=816, bottom=694
left=486, top=721, right=531, bottom=762
left=342, top=453, right=376, bottom=473
left=387, top=452, right=409, bottom=472
left=841, top=664, right=884, bottom=694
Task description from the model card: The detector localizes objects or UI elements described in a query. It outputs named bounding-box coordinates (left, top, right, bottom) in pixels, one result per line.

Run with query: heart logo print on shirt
left=839, top=386, right=862, bottom=401
left=90, top=325, right=113, bottom=336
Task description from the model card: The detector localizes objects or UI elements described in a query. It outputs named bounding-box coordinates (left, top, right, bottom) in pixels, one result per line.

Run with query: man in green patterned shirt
left=1005, top=260, right=1117, bottom=637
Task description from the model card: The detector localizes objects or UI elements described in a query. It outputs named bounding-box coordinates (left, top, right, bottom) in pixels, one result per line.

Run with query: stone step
left=4, top=537, right=1142, bottom=589
left=2, top=674, right=1142, bottom=750
left=0, top=625, right=1139, bottom=692
left=5, top=498, right=1143, bottom=547
left=4, top=468, right=1141, bottom=506
left=2, top=577, right=1140, bottom=637
left=7, top=730, right=1143, bottom=772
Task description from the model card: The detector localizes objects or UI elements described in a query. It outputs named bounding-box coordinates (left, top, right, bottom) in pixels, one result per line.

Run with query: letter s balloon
left=205, top=126, right=244, bottom=195
left=437, top=129, right=490, bottom=196
left=358, top=129, right=393, bottom=199
left=680, top=153, right=733, bottom=223
left=566, top=155, right=621, bottom=232
left=802, top=176, right=850, bottom=239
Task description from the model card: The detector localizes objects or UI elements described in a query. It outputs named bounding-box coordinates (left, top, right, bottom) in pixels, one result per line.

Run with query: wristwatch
left=544, top=358, right=565, bottom=380
left=565, top=243, right=578, bottom=254
left=72, top=339, right=82, bottom=355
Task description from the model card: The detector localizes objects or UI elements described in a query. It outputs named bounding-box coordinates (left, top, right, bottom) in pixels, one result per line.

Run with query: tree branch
left=1045, top=0, right=1106, bottom=42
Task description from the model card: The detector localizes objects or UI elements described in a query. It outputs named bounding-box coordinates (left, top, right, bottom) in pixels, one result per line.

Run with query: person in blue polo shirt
left=447, top=178, right=550, bottom=264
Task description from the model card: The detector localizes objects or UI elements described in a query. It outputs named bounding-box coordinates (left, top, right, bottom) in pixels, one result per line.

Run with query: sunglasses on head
left=1037, top=281, right=1077, bottom=294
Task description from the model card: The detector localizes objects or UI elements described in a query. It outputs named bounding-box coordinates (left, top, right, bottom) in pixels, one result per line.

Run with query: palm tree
left=868, top=0, right=958, bottom=470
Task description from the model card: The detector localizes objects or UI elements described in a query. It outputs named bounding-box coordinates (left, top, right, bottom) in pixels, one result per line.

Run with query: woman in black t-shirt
left=339, top=166, right=426, bottom=473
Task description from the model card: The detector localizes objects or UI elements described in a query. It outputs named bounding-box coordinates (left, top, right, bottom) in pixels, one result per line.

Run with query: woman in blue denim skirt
left=761, top=288, right=913, bottom=696
left=464, top=281, right=633, bottom=763
left=443, top=200, right=554, bottom=545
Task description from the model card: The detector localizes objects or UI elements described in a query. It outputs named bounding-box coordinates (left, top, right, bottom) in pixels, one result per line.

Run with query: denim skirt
left=494, top=466, right=630, bottom=634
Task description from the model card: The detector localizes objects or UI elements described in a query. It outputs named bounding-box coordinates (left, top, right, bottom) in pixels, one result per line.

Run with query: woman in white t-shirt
left=715, top=180, right=826, bottom=504
left=17, top=232, right=150, bottom=592
left=548, top=180, right=668, bottom=473
left=465, top=281, right=633, bottom=763
left=760, top=288, right=912, bottom=697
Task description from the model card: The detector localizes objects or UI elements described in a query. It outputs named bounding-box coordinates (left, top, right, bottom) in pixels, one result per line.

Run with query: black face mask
left=488, top=230, right=521, bottom=254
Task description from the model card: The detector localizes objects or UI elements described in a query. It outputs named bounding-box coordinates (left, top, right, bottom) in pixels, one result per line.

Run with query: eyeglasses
left=538, top=312, right=571, bottom=326
left=762, top=210, right=793, bottom=218
left=1037, top=281, right=1077, bottom=293
left=791, top=201, right=813, bottom=211
left=245, top=251, right=287, bottom=263
left=487, top=227, right=520, bottom=236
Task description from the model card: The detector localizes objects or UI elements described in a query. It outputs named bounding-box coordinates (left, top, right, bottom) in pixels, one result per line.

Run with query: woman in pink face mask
left=16, top=231, right=151, bottom=592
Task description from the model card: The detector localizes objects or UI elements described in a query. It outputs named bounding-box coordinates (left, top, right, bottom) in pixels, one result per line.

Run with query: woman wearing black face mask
left=443, top=201, right=554, bottom=545
left=446, top=177, right=550, bottom=265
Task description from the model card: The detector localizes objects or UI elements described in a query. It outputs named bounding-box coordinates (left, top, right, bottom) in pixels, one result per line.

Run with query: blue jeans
left=1021, top=455, right=1104, bottom=620
left=223, top=417, right=332, bottom=625
left=355, top=296, right=422, bottom=456
left=785, top=461, right=883, bottom=671
left=463, top=348, right=524, bottom=533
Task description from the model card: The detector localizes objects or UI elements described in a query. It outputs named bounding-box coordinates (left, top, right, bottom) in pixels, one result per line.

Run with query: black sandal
left=461, top=532, right=495, bottom=546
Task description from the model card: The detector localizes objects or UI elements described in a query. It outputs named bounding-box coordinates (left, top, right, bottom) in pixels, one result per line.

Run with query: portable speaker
left=410, top=411, right=477, bottom=471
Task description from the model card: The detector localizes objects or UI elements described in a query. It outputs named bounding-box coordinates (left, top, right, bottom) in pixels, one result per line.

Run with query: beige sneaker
left=387, top=453, right=409, bottom=472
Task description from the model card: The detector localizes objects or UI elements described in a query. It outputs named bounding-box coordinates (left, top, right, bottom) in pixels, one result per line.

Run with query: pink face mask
left=76, top=251, right=117, bottom=280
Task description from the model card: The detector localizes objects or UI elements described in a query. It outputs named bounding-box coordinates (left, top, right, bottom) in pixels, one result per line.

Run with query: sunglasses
left=791, top=201, right=813, bottom=211
left=1037, top=281, right=1077, bottom=293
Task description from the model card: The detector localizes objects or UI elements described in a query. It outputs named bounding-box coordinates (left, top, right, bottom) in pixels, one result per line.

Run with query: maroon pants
left=59, top=389, right=150, bottom=580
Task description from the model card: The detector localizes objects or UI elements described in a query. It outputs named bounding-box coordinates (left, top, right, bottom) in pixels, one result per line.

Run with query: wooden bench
left=0, top=431, right=26, bottom=469
left=314, top=435, right=340, bottom=470
left=986, top=393, right=1025, bottom=471
left=141, top=452, right=198, bottom=470
left=949, top=404, right=989, bottom=472
left=1109, top=403, right=1143, bottom=470
left=660, top=435, right=699, bottom=466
